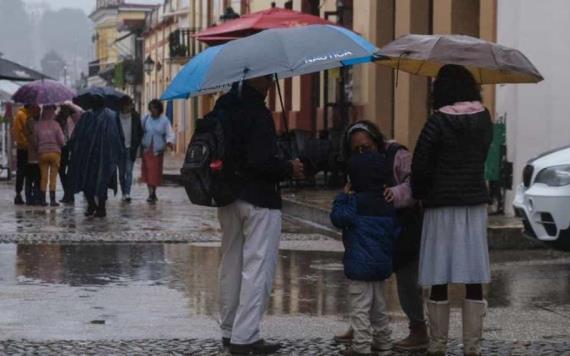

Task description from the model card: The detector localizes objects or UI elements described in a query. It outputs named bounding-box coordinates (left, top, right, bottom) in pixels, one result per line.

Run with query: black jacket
left=411, top=109, right=493, bottom=208
left=214, top=84, right=292, bottom=210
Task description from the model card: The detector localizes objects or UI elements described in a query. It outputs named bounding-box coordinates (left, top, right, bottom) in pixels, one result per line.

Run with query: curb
left=282, top=198, right=544, bottom=250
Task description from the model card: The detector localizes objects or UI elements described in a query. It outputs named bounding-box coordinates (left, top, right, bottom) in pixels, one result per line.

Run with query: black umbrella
left=0, top=58, right=50, bottom=82
left=73, top=86, right=128, bottom=111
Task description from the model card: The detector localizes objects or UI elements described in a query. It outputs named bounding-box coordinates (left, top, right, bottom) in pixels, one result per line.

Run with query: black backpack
left=180, top=109, right=239, bottom=207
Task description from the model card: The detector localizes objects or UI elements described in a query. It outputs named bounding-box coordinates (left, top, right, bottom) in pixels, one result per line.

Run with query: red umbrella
left=195, top=7, right=337, bottom=45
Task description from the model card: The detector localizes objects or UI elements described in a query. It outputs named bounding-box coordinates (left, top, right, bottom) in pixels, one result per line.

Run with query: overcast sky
left=23, top=0, right=162, bottom=15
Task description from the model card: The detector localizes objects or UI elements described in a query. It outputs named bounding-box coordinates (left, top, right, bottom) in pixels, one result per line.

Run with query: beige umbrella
left=376, top=34, right=543, bottom=84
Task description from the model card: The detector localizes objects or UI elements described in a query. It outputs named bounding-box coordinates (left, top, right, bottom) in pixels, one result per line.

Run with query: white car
left=513, top=146, right=570, bottom=251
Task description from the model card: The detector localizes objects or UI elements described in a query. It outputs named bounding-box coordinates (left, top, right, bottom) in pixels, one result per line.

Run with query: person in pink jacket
left=34, top=105, right=65, bottom=207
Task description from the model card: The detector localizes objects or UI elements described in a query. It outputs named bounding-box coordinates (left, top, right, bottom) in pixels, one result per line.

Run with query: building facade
left=89, top=0, right=157, bottom=105
left=496, top=0, right=567, bottom=215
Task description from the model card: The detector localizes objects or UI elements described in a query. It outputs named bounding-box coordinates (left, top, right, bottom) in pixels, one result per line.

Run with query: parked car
left=513, top=146, right=570, bottom=251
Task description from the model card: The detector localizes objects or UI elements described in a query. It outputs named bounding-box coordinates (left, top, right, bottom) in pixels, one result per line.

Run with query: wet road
left=0, top=241, right=569, bottom=342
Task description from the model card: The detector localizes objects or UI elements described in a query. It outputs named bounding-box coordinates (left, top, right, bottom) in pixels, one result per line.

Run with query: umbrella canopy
left=376, top=34, right=543, bottom=84
left=162, top=25, right=378, bottom=100
left=0, top=57, right=50, bottom=82
left=195, top=7, right=336, bottom=45
left=73, top=86, right=128, bottom=111
left=12, top=79, right=76, bottom=105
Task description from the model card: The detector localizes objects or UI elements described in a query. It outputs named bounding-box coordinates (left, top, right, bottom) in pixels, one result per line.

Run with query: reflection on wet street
left=5, top=243, right=570, bottom=319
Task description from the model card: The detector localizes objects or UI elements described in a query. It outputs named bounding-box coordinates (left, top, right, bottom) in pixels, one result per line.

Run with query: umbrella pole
left=274, top=74, right=289, bottom=134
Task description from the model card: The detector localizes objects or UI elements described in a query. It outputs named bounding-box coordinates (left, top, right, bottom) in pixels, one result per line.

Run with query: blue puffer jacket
left=331, top=193, right=400, bottom=281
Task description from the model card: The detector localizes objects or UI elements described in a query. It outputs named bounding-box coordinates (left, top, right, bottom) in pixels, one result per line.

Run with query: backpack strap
left=384, top=142, right=407, bottom=188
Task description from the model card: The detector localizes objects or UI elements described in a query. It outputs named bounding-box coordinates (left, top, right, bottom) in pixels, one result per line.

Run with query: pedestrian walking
left=68, top=95, right=124, bottom=218
left=34, top=105, right=65, bottom=207
left=215, top=77, right=304, bottom=355
left=334, top=121, right=428, bottom=352
left=141, top=99, right=174, bottom=204
left=11, top=104, right=39, bottom=205
left=24, top=107, right=41, bottom=206
left=330, top=127, right=400, bottom=356
left=55, top=101, right=83, bottom=204
left=411, top=64, right=493, bottom=356
left=117, top=96, right=143, bottom=202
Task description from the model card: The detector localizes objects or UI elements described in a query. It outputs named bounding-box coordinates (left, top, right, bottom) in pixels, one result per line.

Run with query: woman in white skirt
left=411, top=64, right=493, bottom=356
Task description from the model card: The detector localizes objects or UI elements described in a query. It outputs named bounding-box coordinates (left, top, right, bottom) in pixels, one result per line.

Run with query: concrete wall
left=497, top=0, right=570, bottom=215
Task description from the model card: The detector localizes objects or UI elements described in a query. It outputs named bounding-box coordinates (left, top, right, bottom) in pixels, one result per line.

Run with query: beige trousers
left=217, top=200, right=282, bottom=345
left=349, top=279, right=392, bottom=354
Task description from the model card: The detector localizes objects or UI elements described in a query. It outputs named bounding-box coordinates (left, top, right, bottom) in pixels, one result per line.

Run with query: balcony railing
left=169, top=29, right=192, bottom=59
left=88, top=60, right=101, bottom=77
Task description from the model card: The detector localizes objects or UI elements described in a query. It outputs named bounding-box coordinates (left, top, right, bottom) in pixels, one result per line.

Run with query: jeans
left=396, top=258, right=426, bottom=328
left=16, top=149, right=27, bottom=195
left=119, top=153, right=135, bottom=196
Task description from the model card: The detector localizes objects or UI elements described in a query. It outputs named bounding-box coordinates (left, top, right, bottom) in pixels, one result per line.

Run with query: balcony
left=169, top=29, right=192, bottom=62
left=88, top=59, right=101, bottom=77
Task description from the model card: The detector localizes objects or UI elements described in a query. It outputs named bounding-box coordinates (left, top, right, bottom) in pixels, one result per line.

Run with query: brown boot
left=334, top=328, right=354, bottom=344
left=393, top=323, right=429, bottom=352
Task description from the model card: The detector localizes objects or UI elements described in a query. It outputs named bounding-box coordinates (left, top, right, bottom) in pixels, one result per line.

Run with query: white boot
left=463, top=299, right=487, bottom=356
left=427, top=300, right=450, bottom=356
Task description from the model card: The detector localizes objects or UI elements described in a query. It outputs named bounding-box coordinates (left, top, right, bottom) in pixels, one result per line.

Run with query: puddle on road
left=1, top=244, right=570, bottom=318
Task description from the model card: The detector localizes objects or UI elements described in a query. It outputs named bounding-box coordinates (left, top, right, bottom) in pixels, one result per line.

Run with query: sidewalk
left=282, top=188, right=542, bottom=250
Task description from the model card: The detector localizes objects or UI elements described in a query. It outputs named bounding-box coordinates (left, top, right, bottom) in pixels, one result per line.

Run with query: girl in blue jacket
left=331, top=123, right=400, bottom=356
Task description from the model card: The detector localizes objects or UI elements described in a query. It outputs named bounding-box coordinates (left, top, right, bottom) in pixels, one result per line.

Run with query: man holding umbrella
left=216, top=76, right=304, bottom=354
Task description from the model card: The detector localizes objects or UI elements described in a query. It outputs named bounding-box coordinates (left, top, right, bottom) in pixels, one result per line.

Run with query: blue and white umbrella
left=161, top=25, right=379, bottom=100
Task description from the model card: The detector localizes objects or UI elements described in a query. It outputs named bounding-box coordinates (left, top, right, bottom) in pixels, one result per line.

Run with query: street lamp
left=144, top=56, right=155, bottom=75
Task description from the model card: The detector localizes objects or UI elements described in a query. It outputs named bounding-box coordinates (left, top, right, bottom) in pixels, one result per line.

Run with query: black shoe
left=222, top=338, right=231, bottom=347
left=229, top=340, right=282, bottom=355
left=85, top=205, right=96, bottom=217
left=50, top=192, right=60, bottom=207
left=94, top=207, right=106, bottom=218
left=38, top=192, right=48, bottom=207
left=14, top=195, right=25, bottom=205
left=60, top=194, right=75, bottom=204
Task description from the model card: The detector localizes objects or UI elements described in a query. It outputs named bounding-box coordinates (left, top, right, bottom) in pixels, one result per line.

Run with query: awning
left=0, top=58, right=50, bottom=82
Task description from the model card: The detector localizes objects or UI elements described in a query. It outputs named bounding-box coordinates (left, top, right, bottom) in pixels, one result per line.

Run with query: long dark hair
left=342, top=120, right=385, bottom=161
left=431, top=64, right=482, bottom=110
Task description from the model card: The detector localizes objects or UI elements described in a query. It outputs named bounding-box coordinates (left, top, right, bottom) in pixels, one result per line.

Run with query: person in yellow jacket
left=12, top=105, right=40, bottom=205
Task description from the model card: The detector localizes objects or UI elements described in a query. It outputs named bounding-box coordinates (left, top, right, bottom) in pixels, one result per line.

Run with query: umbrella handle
left=395, top=51, right=411, bottom=87
left=274, top=73, right=289, bottom=134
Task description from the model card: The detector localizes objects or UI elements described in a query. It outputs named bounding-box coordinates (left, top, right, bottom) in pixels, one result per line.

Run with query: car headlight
left=535, top=165, right=570, bottom=187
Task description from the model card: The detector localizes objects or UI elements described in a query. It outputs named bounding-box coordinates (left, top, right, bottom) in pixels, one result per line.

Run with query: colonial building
left=89, top=0, right=157, bottom=106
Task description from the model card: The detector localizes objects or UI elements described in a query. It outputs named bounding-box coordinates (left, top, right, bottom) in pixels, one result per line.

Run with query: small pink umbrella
left=12, top=79, right=76, bottom=105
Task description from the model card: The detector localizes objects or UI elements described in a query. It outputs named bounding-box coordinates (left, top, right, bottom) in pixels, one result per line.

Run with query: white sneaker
left=123, top=194, right=132, bottom=202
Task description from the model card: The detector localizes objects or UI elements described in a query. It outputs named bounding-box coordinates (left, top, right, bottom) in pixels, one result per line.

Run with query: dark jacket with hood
left=411, top=102, right=493, bottom=208
left=331, top=151, right=400, bottom=281
left=213, top=83, right=292, bottom=210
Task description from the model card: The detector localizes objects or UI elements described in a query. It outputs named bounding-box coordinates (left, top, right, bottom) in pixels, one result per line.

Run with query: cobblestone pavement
left=2, top=338, right=569, bottom=356
left=1, top=180, right=570, bottom=354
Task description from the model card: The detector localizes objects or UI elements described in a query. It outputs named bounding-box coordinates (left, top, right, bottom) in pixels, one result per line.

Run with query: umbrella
left=0, top=57, right=50, bottom=82
left=161, top=25, right=378, bottom=100
left=376, top=34, right=543, bottom=84
left=73, top=86, right=128, bottom=111
left=195, top=7, right=337, bottom=45
left=12, top=80, right=76, bottom=105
